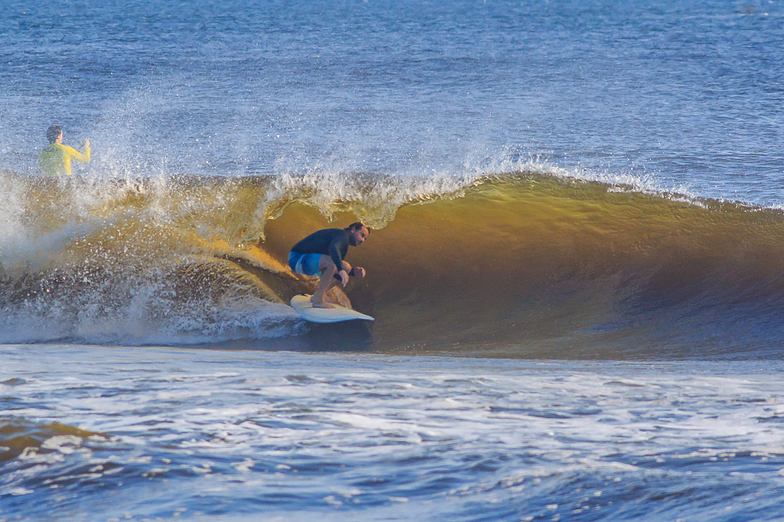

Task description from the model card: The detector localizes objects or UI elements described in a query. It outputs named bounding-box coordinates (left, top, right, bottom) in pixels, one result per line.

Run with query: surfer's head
left=46, top=124, right=63, bottom=144
left=346, top=222, right=369, bottom=246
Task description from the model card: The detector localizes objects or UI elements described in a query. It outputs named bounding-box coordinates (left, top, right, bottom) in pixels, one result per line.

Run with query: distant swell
left=3, top=169, right=784, bottom=358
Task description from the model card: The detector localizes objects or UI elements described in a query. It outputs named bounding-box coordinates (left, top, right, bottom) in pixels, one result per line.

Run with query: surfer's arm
left=66, top=144, right=91, bottom=164
left=332, top=266, right=365, bottom=286
left=328, top=234, right=349, bottom=274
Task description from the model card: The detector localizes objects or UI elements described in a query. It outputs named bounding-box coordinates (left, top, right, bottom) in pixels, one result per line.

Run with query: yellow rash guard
left=38, top=143, right=91, bottom=176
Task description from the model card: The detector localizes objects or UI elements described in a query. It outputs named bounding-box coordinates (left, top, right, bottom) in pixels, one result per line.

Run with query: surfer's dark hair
left=46, top=125, right=62, bottom=144
left=346, top=222, right=365, bottom=232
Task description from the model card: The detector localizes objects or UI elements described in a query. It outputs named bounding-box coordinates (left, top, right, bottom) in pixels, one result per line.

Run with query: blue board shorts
left=288, top=251, right=322, bottom=277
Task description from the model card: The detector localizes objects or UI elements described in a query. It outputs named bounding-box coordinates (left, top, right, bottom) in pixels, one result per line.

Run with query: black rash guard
left=290, top=228, right=351, bottom=273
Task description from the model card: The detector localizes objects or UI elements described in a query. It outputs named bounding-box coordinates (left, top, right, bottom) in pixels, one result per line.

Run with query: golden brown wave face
left=261, top=175, right=784, bottom=357
left=3, top=169, right=784, bottom=356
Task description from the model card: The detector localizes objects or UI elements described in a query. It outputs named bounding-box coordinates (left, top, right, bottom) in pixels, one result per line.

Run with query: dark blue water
left=2, top=1, right=783, bottom=199
left=2, top=1, right=784, bottom=520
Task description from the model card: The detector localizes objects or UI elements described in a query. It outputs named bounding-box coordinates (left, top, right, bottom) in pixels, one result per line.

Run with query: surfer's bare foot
left=311, top=300, right=334, bottom=309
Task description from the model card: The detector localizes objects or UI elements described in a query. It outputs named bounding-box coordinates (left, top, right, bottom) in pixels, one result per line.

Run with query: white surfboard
left=290, top=295, right=374, bottom=323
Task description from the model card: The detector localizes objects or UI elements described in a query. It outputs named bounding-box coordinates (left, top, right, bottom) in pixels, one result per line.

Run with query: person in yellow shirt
left=38, top=124, right=91, bottom=176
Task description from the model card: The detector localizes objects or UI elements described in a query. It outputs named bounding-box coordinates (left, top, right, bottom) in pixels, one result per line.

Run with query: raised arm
left=67, top=141, right=91, bottom=164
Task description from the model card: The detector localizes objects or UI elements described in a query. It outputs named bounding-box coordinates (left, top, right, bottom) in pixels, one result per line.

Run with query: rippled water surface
left=1, top=1, right=783, bottom=203
left=2, top=345, right=784, bottom=521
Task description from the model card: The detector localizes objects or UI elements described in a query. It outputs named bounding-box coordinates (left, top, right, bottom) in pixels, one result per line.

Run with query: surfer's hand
left=339, top=270, right=349, bottom=287
left=82, top=139, right=90, bottom=148
left=351, top=267, right=366, bottom=278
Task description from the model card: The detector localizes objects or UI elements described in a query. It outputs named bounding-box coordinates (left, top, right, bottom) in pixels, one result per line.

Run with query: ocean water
left=2, top=0, right=784, bottom=520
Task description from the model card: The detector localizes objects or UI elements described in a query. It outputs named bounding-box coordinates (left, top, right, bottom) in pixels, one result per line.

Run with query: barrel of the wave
left=287, top=222, right=374, bottom=323
left=259, top=173, right=784, bottom=355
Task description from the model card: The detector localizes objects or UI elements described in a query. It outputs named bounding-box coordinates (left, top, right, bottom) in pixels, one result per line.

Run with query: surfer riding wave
left=288, top=222, right=368, bottom=308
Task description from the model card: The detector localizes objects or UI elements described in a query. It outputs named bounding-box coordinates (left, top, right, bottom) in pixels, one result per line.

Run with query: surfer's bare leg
left=311, top=257, right=336, bottom=308
left=312, top=257, right=352, bottom=308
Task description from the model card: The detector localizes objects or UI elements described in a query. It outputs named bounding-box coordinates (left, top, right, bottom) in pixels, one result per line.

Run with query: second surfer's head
left=46, top=124, right=63, bottom=144
left=347, top=222, right=369, bottom=246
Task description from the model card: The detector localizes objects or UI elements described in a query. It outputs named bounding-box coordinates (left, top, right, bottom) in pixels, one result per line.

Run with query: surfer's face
left=349, top=226, right=369, bottom=246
